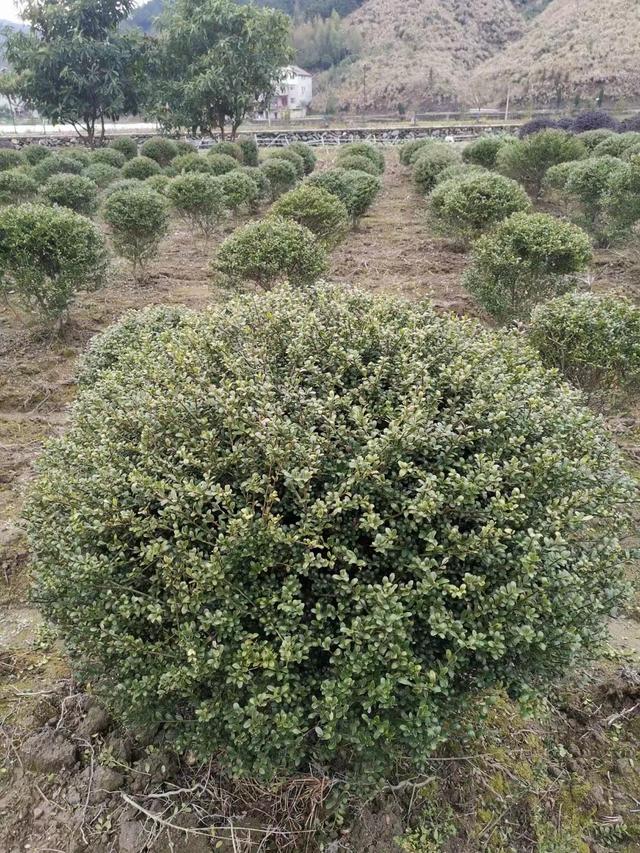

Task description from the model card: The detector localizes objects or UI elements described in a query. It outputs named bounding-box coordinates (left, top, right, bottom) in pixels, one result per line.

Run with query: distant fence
left=2, top=122, right=518, bottom=151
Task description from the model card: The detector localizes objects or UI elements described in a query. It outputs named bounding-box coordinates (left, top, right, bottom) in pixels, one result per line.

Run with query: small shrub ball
left=41, top=173, right=99, bottom=216
left=122, top=156, right=162, bottom=180
left=109, top=136, right=138, bottom=160
left=27, top=282, right=633, bottom=778
left=270, top=183, right=350, bottom=247
left=140, top=136, right=180, bottom=167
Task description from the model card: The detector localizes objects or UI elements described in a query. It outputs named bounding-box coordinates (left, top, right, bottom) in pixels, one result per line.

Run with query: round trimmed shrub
left=217, top=170, right=258, bottom=213
left=82, top=162, right=121, bottom=189
left=259, top=158, right=298, bottom=200
left=576, top=128, right=617, bottom=152
left=33, top=154, right=84, bottom=183
left=430, top=172, right=531, bottom=242
left=602, top=155, right=640, bottom=235
left=78, top=304, right=195, bottom=388
left=41, top=173, right=99, bottom=216
left=101, top=178, right=141, bottom=199
left=561, top=156, right=627, bottom=237
left=335, top=153, right=379, bottom=175
left=308, top=168, right=355, bottom=214
left=66, top=147, right=92, bottom=167
left=0, top=169, right=38, bottom=205
left=543, top=160, right=578, bottom=194
left=167, top=173, right=226, bottom=238
left=338, top=142, right=385, bottom=173
left=592, top=132, right=640, bottom=158
left=103, top=186, right=169, bottom=279
left=0, top=203, right=107, bottom=320
left=238, top=137, right=259, bottom=167
left=340, top=169, right=381, bottom=222
left=90, top=148, right=126, bottom=169
left=413, top=144, right=460, bottom=194
left=22, top=145, right=51, bottom=165
left=175, top=139, right=197, bottom=156
left=206, top=153, right=240, bottom=176
left=529, top=292, right=640, bottom=396
left=208, top=141, right=243, bottom=162
left=496, top=130, right=587, bottom=196
left=270, top=183, right=350, bottom=247
left=213, top=217, right=326, bottom=289
left=399, top=139, right=432, bottom=166
left=172, top=153, right=212, bottom=175
left=287, top=141, right=316, bottom=175
left=144, top=174, right=170, bottom=195
left=265, top=148, right=306, bottom=179
left=122, top=156, right=162, bottom=180
left=239, top=166, right=271, bottom=203
left=26, top=282, right=633, bottom=779
left=140, top=136, right=179, bottom=167
left=109, top=136, right=138, bottom=160
left=464, top=212, right=592, bottom=322
left=571, top=110, right=619, bottom=133
left=434, top=163, right=488, bottom=185
left=462, top=135, right=512, bottom=169
left=0, top=148, right=24, bottom=171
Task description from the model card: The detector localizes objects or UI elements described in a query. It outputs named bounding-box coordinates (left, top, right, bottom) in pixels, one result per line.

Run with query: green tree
left=5, top=0, right=148, bottom=145
left=152, top=0, right=292, bottom=139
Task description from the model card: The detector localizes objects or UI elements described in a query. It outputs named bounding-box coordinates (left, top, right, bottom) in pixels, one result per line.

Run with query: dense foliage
left=462, top=135, right=512, bottom=169
left=496, top=131, right=587, bottom=196
left=571, top=110, right=619, bottom=133
left=90, top=148, right=126, bottom=169
left=286, top=142, right=317, bottom=175
left=103, top=186, right=169, bottom=279
left=265, top=149, right=306, bottom=179
left=0, top=149, right=24, bottom=171
left=413, top=144, right=460, bottom=194
left=559, top=156, right=626, bottom=240
left=430, top=173, right=530, bottom=242
left=270, top=183, right=350, bottom=247
left=41, top=173, right=99, bottom=216
left=259, top=158, right=298, bottom=200
left=238, top=137, right=259, bottom=167
left=217, top=170, right=258, bottom=213
left=33, top=155, right=84, bottom=183
left=82, top=162, right=121, bottom=188
left=167, top=173, right=226, bottom=238
left=0, top=203, right=107, bottom=320
left=206, top=153, right=241, bottom=176
left=529, top=292, right=640, bottom=396
left=338, top=142, right=385, bottom=174
left=140, top=136, right=179, bottom=166
left=122, top=155, right=162, bottom=180
left=0, top=169, right=38, bottom=205
left=602, top=156, right=640, bottom=236
left=109, top=136, right=138, bottom=160
left=214, top=217, right=326, bottom=288
left=334, top=153, right=379, bottom=176
left=27, top=283, right=633, bottom=778
left=464, top=212, right=592, bottom=322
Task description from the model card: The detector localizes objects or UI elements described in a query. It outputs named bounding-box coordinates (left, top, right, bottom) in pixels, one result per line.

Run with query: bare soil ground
left=1, top=149, right=640, bottom=852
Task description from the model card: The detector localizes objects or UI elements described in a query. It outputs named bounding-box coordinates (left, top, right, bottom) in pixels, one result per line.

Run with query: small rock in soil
left=80, top=765, right=125, bottom=803
left=77, top=704, right=111, bottom=737
left=21, top=730, right=77, bottom=772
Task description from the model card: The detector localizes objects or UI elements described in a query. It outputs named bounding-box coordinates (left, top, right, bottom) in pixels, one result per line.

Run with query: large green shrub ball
left=496, top=130, right=586, bottom=196
left=259, top=158, right=298, bottom=200
left=239, top=166, right=271, bottom=202
left=0, top=148, right=24, bottom=171
left=167, top=173, right=226, bottom=238
left=90, top=148, right=126, bottom=169
left=412, top=144, right=460, bottom=194
left=270, top=183, right=350, bottom=247
left=109, top=136, right=138, bottom=160
left=82, top=162, right=121, bottom=189
left=26, top=283, right=633, bottom=778
left=462, top=135, right=513, bottom=169
left=214, top=217, right=327, bottom=289
left=335, top=153, right=379, bottom=175
left=208, top=141, right=243, bottom=162
left=103, top=186, right=169, bottom=279
left=217, top=170, right=258, bottom=213
left=206, top=153, right=240, bottom=176
left=122, top=156, right=162, bottom=180
left=287, top=141, right=317, bottom=175
left=529, top=292, right=640, bottom=395
left=338, top=141, right=385, bottom=173
left=65, top=147, right=92, bottom=167
left=560, top=156, right=627, bottom=238
left=265, top=148, right=306, bottom=179
left=172, top=153, right=212, bottom=175
left=33, top=154, right=84, bottom=183
left=434, top=163, right=488, bottom=186
left=308, top=168, right=355, bottom=215
left=22, top=144, right=51, bottom=165
left=603, top=155, right=640, bottom=236
left=340, top=168, right=381, bottom=222
left=0, top=203, right=107, bottom=320
left=592, top=132, right=640, bottom=158
left=430, top=173, right=531, bottom=242
left=144, top=174, right=170, bottom=195
left=576, top=129, right=616, bottom=152
left=399, top=139, right=432, bottom=166
left=0, top=169, right=38, bottom=205
left=464, top=212, right=592, bottom=322
left=140, top=136, right=180, bottom=167
left=41, top=173, right=99, bottom=216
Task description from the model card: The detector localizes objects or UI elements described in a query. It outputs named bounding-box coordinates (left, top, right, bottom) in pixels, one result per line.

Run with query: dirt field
left=2, top=148, right=640, bottom=852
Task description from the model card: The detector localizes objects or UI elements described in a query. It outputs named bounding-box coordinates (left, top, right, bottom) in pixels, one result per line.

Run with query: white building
left=255, top=65, right=312, bottom=122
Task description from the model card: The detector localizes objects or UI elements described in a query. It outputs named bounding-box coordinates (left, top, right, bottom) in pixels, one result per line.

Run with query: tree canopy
left=5, top=0, right=149, bottom=144
left=151, top=0, right=293, bottom=139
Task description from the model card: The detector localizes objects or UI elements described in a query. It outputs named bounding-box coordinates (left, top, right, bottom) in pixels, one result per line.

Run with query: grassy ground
left=1, top=149, right=640, bottom=852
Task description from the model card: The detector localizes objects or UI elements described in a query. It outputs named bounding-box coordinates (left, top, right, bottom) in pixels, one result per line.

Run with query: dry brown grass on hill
left=471, top=0, right=640, bottom=106
left=312, top=0, right=524, bottom=111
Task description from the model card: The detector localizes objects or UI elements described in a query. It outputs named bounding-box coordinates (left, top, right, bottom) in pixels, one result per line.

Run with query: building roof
left=285, top=64, right=312, bottom=78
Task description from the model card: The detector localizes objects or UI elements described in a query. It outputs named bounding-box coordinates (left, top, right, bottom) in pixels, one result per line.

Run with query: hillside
left=470, top=0, right=640, bottom=107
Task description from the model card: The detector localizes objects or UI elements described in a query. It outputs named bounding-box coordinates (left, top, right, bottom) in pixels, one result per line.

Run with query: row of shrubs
left=211, top=141, right=383, bottom=291
left=0, top=138, right=323, bottom=319
left=518, top=108, right=640, bottom=138
left=398, top=133, right=640, bottom=400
